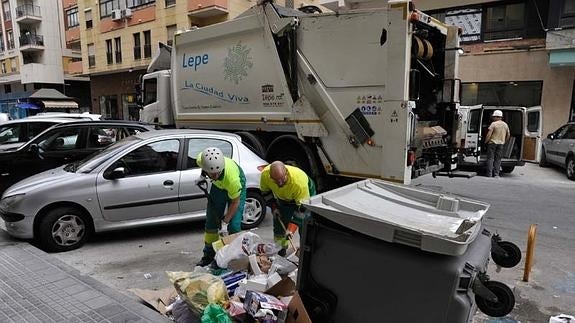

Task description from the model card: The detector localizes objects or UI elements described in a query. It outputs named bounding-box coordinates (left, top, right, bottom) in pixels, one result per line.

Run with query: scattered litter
left=116, top=276, right=124, bottom=279
left=553, top=226, right=558, bottom=230
left=138, top=244, right=143, bottom=248
left=180, top=250, right=193, bottom=255
left=144, top=273, right=152, bottom=279
left=165, top=241, right=171, bottom=245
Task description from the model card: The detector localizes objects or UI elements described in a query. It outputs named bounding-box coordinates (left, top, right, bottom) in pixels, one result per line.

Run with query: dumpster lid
left=303, top=179, right=490, bottom=256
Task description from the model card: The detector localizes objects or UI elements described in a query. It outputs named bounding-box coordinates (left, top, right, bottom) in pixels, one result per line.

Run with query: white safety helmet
left=201, top=147, right=225, bottom=174
left=492, top=110, right=503, bottom=117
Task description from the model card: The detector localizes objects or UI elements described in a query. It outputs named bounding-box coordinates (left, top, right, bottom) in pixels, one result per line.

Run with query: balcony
left=19, top=34, right=44, bottom=51
left=15, top=4, right=41, bottom=24
left=187, top=0, right=228, bottom=18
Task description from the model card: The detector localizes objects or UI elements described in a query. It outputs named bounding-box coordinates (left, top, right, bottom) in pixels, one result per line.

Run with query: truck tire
left=37, top=206, right=91, bottom=252
left=242, top=190, right=266, bottom=229
left=501, top=166, right=515, bottom=174
left=539, top=149, right=548, bottom=167
left=236, top=132, right=266, bottom=158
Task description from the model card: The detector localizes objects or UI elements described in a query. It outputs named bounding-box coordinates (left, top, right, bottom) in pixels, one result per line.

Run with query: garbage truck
left=139, top=0, right=463, bottom=187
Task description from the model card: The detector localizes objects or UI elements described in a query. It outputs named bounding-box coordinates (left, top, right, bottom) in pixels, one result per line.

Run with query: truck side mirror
left=409, top=69, right=420, bottom=101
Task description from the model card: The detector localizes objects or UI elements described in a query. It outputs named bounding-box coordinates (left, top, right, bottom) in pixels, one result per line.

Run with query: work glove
left=219, top=221, right=229, bottom=237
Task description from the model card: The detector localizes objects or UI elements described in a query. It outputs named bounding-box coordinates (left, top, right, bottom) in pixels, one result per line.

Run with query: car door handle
left=163, top=180, right=174, bottom=186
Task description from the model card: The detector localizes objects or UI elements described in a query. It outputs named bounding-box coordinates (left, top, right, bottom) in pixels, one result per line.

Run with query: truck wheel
left=37, top=206, right=91, bottom=252
left=491, top=241, right=522, bottom=268
left=539, top=149, right=548, bottom=167
left=242, top=190, right=266, bottom=230
left=566, top=157, right=575, bottom=180
left=501, top=166, right=515, bottom=173
left=236, top=132, right=266, bottom=158
left=475, top=281, right=515, bottom=317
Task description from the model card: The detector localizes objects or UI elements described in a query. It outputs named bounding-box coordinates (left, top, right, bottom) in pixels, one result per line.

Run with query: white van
left=457, top=105, right=542, bottom=174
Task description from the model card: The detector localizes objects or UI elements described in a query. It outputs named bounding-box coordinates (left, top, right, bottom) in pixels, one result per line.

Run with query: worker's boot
left=196, top=246, right=215, bottom=267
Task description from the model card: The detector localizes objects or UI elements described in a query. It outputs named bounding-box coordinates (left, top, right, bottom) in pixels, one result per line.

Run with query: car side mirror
left=109, top=167, right=126, bottom=179
left=547, top=134, right=555, bottom=140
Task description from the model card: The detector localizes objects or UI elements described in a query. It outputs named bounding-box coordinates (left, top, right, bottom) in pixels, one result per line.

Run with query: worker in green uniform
left=196, top=147, right=246, bottom=266
left=260, top=161, right=316, bottom=254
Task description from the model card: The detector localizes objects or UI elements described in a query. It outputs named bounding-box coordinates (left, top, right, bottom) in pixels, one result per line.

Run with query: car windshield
left=73, top=136, right=141, bottom=173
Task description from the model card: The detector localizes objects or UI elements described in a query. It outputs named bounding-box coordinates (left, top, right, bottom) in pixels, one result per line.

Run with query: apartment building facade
left=417, top=0, right=575, bottom=161
left=0, top=0, right=90, bottom=118
left=77, top=0, right=323, bottom=120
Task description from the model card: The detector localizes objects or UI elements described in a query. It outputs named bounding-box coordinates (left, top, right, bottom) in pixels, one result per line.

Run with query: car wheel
left=566, top=156, right=575, bottom=180
left=539, top=149, right=548, bottom=167
left=242, top=190, right=266, bottom=230
left=37, top=206, right=91, bottom=252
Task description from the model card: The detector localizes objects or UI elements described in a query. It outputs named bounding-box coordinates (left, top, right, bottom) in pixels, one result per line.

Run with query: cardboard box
left=265, top=278, right=312, bottom=323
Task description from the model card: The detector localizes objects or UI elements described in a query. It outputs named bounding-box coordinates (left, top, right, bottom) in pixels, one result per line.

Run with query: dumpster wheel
left=491, top=241, right=522, bottom=268
left=475, top=281, right=515, bottom=317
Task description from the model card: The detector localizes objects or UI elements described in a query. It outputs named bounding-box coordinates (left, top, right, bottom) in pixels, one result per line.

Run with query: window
left=106, top=39, right=113, bottom=64
left=564, top=0, right=575, bottom=17
left=133, top=33, right=141, bottom=60
left=1, top=62, right=5, bottom=74
left=166, top=25, right=177, bottom=47
left=2, top=1, right=10, bottom=21
left=0, top=124, right=21, bottom=143
left=88, top=43, right=95, bottom=67
left=10, top=58, right=16, bottom=72
left=114, top=37, right=122, bottom=63
left=143, top=30, right=152, bottom=58
left=126, top=0, right=155, bottom=8
left=7, top=30, right=14, bottom=50
left=484, top=3, right=525, bottom=41
left=28, top=122, right=54, bottom=140
left=186, top=139, right=232, bottom=169
left=88, top=126, right=130, bottom=148
left=85, top=9, right=93, bottom=29
left=4, top=84, right=11, bottom=93
left=39, top=128, right=82, bottom=151
left=443, top=8, right=482, bottom=43
left=66, top=7, right=79, bottom=28
left=462, top=82, right=542, bottom=107
left=143, top=78, right=157, bottom=105
left=527, top=111, right=540, bottom=133
left=0, top=36, right=4, bottom=51
left=99, top=0, right=120, bottom=18
left=468, top=110, right=480, bottom=133
left=112, top=139, right=180, bottom=176
left=165, top=0, right=176, bottom=7
left=565, top=125, right=575, bottom=140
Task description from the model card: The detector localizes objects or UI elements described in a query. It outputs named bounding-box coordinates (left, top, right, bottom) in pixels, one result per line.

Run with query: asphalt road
left=2, top=163, right=572, bottom=322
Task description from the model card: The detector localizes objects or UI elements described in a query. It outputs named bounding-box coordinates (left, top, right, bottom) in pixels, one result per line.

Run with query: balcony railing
left=16, top=4, right=41, bottom=18
left=19, top=34, right=44, bottom=47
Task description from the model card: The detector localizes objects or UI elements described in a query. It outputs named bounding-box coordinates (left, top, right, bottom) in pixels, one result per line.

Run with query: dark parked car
left=0, top=120, right=155, bottom=195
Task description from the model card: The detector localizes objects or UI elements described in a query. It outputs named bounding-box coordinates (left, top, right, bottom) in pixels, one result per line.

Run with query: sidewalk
left=0, top=234, right=170, bottom=323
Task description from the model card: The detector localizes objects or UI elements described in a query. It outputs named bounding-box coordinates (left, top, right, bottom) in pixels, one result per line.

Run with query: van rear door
left=523, top=106, right=542, bottom=162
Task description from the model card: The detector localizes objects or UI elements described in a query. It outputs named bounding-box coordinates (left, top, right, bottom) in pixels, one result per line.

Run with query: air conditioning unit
left=111, top=9, right=122, bottom=21
left=123, top=8, right=132, bottom=18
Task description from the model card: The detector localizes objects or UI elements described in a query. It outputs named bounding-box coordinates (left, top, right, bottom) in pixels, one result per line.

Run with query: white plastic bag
left=549, top=314, right=575, bottom=323
left=215, top=232, right=260, bottom=268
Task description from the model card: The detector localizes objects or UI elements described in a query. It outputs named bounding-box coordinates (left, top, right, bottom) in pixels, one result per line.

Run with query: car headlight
left=0, top=193, right=26, bottom=210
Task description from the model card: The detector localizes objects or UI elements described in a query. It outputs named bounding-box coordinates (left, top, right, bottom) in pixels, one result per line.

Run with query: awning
left=16, top=102, right=41, bottom=110
left=549, top=49, right=575, bottom=67
left=40, top=100, right=79, bottom=109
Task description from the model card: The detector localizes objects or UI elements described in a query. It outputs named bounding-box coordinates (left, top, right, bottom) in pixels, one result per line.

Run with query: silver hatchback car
left=0, top=130, right=269, bottom=252
left=541, top=122, right=575, bottom=180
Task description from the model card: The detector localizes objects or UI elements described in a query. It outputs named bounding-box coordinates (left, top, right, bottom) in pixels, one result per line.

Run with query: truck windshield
left=143, top=78, right=157, bottom=105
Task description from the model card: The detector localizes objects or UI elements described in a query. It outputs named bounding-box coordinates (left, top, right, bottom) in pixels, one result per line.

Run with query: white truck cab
left=458, top=105, right=542, bottom=173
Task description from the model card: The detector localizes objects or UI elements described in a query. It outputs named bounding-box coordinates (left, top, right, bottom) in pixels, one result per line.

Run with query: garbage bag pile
left=164, top=231, right=304, bottom=323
